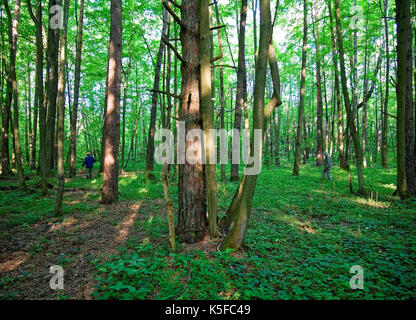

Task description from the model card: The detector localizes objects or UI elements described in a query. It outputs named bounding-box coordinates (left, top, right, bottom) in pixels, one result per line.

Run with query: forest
left=0, top=0, right=415, bottom=300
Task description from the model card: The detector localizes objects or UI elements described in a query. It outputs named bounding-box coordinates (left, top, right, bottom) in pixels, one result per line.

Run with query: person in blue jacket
left=82, top=152, right=96, bottom=179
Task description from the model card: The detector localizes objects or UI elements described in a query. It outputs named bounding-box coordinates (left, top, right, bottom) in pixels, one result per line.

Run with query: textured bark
left=394, top=0, right=410, bottom=198
left=45, top=0, right=61, bottom=174
left=55, top=0, right=70, bottom=216
left=69, top=0, right=85, bottom=177
left=101, top=0, right=122, bottom=204
left=145, top=7, right=169, bottom=179
left=200, top=0, right=218, bottom=238
left=404, top=14, right=415, bottom=196
left=231, top=0, right=247, bottom=182
left=176, top=0, right=207, bottom=243
left=293, top=0, right=307, bottom=176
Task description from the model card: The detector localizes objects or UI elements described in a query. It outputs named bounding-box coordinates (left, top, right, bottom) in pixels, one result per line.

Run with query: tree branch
left=147, top=89, right=181, bottom=100
left=210, top=24, right=226, bottom=31
left=162, top=0, right=185, bottom=29
left=162, top=37, right=185, bottom=64
left=210, top=54, right=223, bottom=63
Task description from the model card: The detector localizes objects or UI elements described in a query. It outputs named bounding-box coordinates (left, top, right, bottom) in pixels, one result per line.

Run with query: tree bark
left=69, top=0, right=85, bottom=177
left=231, top=0, right=247, bottom=182
left=55, top=0, right=70, bottom=216
left=176, top=0, right=207, bottom=243
left=293, top=0, right=307, bottom=176
left=395, top=0, right=410, bottom=198
left=101, top=0, right=122, bottom=204
left=200, top=0, right=218, bottom=238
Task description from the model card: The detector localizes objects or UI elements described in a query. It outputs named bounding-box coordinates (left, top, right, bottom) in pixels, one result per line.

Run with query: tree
left=69, top=0, right=85, bottom=177
left=145, top=6, right=169, bottom=180
left=101, top=0, right=122, bottom=204
left=231, top=0, right=248, bottom=182
left=293, top=0, right=307, bottom=176
left=199, top=0, right=218, bottom=238
left=55, top=0, right=70, bottom=215
left=4, top=0, right=25, bottom=186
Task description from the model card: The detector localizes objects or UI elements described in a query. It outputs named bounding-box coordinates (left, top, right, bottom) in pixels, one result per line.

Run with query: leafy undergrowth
left=92, top=163, right=416, bottom=300
left=1, top=162, right=415, bottom=299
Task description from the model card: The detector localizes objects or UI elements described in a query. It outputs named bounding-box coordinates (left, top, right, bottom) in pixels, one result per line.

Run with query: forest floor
left=0, top=162, right=415, bottom=299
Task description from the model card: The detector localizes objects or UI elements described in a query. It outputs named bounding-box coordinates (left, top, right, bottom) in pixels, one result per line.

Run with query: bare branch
left=162, top=0, right=185, bottom=29
left=162, top=37, right=185, bottom=64
left=147, top=89, right=181, bottom=100
left=210, top=54, right=223, bottom=63
left=210, top=24, right=226, bottom=31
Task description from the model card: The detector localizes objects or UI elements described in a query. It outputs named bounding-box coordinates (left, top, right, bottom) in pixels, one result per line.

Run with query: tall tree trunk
left=334, top=0, right=366, bottom=195
left=231, top=0, right=247, bottom=182
left=145, top=7, right=169, bottom=179
left=381, top=0, right=390, bottom=168
left=101, top=0, right=122, bottom=204
left=173, top=0, right=207, bottom=243
left=121, top=58, right=131, bottom=170
left=45, top=0, right=61, bottom=174
left=55, top=0, right=70, bottom=216
left=293, top=0, right=307, bottom=176
left=221, top=0, right=276, bottom=250
left=404, top=10, right=415, bottom=196
left=69, top=0, right=85, bottom=177
left=213, top=1, right=226, bottom=181
left=28, top=0, right=46, bottom=192
left=200, top=0, right=218, bottom=238
left=327, top=0, right=345, bottom=169
left=395, top=0, right=410, bottom=198
left=4, top=0, right=25, bottom=186
left=312, top=0, right=323, bottom=166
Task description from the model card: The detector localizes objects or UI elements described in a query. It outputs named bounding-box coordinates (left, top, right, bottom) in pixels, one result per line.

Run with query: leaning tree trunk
left=101, top=0, right=122, bottom=204
left=293, top=0, right=307, bottom=176
left=231, top=0, right=248, bottom=182
left=334, top=0, right=366, bottom=195
left=69, top=0, right=85, bottom=177
left=55, top=0, right=70, bottom=216
left=221, top=0, right=280, bottom=250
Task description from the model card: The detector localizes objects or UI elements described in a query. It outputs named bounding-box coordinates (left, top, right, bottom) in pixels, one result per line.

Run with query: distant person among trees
left=322, top=151, right=333, bottom=182
left=82, top=152, right=96, bottom=179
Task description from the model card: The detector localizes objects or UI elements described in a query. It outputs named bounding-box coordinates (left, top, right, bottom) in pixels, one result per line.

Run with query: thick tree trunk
left=176, top=0, right=207, bottom=243
left=395, top=0, right=410, bottom=198
left=200, top=0, right=218, bottom=238
left=293, top=0, right=307, bottom=176
left=69, top=0, right=85, bottom=177
left=101, top=0, right=122, bottom=204
left=404, top=14, right=415, bottom=196
left=231, top=0, right=247, bottom=182
left=55, top=0, right=70, bottom=216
